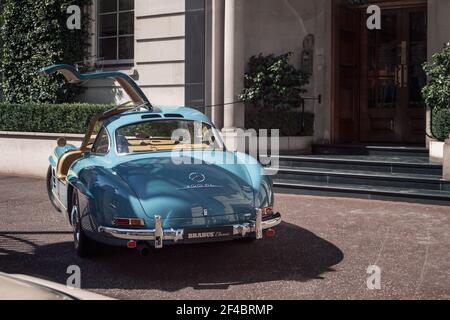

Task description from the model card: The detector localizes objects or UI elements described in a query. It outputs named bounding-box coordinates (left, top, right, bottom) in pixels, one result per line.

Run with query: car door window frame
left=91, top=127, right=111, bottom=156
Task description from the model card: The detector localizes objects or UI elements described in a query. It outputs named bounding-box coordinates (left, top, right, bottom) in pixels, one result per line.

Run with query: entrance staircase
left=264, top=145, right=450, bottom=205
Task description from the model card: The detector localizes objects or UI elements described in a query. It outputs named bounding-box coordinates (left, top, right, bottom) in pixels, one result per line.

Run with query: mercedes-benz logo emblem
left=189, top=172, right=206, bottom=183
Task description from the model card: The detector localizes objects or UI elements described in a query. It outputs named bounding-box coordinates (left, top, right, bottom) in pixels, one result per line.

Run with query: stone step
left=273, top=179, right=450, bottom=206
left=270, top=167, right=449, bottom=191
left=261, top=155, right=443, bottom=177
left=311, top=144, right=430, bottom=157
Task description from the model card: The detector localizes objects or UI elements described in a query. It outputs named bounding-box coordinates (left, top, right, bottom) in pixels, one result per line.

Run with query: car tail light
left=266, top=229, right=276, bottom=238
left=127, top=240, right=137, bottom=249
left=112, top=218, right=145, bottom=227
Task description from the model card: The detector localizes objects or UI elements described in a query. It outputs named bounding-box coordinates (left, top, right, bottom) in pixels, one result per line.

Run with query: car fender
left=67, top=165, right=148, bottom=228
left=233, top=152, right=273, bottom=207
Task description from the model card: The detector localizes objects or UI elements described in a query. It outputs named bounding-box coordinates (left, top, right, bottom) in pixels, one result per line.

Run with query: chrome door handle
left=402, top=65, right=408, bottom=88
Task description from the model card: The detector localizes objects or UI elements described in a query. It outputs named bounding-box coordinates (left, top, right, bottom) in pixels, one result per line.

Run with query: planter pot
left=216, top=130, right=314, bottom=155
left=429, top=140, right=445, bottom=163
left=0, top=131, right=83, bottom=178
left=261, top=136, right=313, bottom=154
left=286, top=136, right=313, bottom=152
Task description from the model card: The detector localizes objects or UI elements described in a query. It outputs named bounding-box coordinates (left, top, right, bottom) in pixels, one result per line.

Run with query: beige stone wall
left=0, top=132, right=83, bottom=178
left=77, top=0, right=450, bottom=145
left=79, top=0, right=332, bottom=141
left=79, top=0, right=186, bottom=106
left=428, top=0, right=450, bottom=57
left=425, top=0, right=450, bottom=146
left=242, top=0, right=333, bottom=142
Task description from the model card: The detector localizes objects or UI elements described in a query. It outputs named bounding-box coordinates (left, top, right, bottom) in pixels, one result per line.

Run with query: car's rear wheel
left=71, top=189, right=97, bottom=258
left=46, top=165, right=61, bottom=213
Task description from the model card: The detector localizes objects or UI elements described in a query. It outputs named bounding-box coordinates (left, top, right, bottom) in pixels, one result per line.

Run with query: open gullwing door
left=39, top=64, right=151, bottom=106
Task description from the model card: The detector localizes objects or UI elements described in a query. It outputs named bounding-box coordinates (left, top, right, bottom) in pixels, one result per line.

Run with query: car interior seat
left=56, top=150, right=84, bottom=180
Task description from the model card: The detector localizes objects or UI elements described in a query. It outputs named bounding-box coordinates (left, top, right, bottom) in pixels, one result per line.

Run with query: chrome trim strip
left=154, top=215, right=163, bottom=249
left=256, top=209, right=263, bottom=240
left=51, top=189, right=67, bottom=211
left=97, top=213, right=282, bottom=247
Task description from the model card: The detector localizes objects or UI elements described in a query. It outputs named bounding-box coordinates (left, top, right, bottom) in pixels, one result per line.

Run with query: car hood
left=113, top=152, right=261, bottom=224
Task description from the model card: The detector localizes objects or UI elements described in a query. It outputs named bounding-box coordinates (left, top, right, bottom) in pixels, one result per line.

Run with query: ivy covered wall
left=0, top=0, right=91, bottom=103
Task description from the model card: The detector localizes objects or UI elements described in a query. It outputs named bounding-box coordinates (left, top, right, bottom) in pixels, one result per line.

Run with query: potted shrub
left=239, top=52, right=313, bottom=151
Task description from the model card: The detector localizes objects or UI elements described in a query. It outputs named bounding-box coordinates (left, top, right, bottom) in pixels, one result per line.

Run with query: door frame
left=331, top=0, right=428, bottom=144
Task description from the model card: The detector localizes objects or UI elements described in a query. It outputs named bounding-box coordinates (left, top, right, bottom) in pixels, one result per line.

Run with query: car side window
left=91, top=127, right=109, bottom=155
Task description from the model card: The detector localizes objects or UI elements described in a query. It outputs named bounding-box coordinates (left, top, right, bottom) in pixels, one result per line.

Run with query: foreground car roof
left=0, top=273, right=113, bottom=300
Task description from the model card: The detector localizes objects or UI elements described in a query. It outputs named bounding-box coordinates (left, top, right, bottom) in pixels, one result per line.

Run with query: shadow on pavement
left=0, top=222, right=343, bottom=291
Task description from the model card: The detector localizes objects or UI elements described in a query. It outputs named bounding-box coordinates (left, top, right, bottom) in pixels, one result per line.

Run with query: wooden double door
left=334, top=3, right=428, bottom=144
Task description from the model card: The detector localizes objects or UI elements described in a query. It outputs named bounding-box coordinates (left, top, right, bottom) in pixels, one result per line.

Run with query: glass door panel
left=368, top=14, right=398, bottom=110
left=408, top=10, right=427, bottom=109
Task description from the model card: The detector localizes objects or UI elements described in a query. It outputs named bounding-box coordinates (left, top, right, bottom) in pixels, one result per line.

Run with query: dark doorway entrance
left=360, top=6, right=427, bottom=143
left=332, top=1, right=428, bottom=144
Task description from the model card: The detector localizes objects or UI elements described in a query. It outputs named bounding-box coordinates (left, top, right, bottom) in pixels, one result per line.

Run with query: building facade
left=81, top=0, right=450, bottom=146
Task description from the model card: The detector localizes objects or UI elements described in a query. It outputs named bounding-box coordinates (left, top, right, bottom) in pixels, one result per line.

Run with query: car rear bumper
left=97, top=210, right=281, bottom=249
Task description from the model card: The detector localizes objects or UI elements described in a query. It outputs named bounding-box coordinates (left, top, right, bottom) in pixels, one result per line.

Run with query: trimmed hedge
left=0, top=103, right=314, bottom=137
left=245, top=109, right=314, bottom=137
left=0, top=103, right=111, bottom=134
left=432, top=108, right=450, bottom=142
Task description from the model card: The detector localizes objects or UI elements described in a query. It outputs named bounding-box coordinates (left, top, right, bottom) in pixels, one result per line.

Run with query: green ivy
left=423, top=44, right=450, bottom=140
left=0, top=103, right=111, bottom=133
left=239, top=53, right=310, bottom=111
left=0, top=0, right=91, bottom=103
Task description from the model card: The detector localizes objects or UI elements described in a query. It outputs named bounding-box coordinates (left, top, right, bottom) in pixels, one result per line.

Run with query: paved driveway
left=0, top=175, right=449, bottom=299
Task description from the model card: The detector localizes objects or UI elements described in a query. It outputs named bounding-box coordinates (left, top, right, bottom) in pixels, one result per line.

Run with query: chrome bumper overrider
left=98, top=210, right=282, bottom=249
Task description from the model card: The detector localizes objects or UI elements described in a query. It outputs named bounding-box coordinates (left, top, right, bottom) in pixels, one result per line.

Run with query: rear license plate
left=184, top=226, right=234, bottom=241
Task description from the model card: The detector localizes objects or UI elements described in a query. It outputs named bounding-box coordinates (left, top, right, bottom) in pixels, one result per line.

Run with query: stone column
left=211, top=0, right=225, bottom=129
left=223, top=0, right=245, bottom=130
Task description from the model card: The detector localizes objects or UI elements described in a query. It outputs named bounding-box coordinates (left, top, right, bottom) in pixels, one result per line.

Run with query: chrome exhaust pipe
left=137, top=243, right=150, bottom=257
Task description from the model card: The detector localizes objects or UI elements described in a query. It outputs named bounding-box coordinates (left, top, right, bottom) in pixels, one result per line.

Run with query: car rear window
left=115, top=120, right=224, bottom=154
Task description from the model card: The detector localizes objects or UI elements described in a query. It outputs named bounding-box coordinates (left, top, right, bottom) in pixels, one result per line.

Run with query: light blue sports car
left=42, top=65, right=281, bottom=257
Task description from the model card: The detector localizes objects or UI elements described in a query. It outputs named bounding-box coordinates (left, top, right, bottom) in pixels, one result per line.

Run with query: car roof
left=104, top=105, right=212, bottom=131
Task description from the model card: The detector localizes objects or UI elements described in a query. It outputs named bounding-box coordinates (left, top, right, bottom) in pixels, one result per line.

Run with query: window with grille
left=97, top=0, right=134, bottom=65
